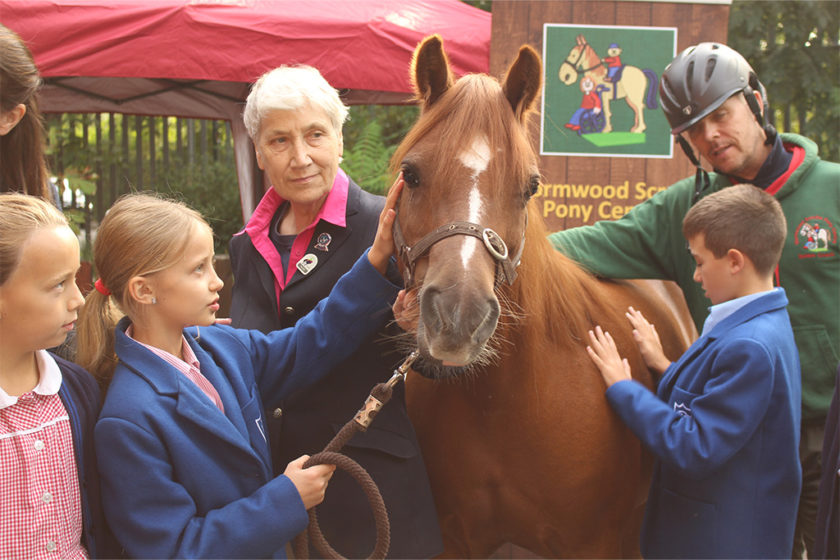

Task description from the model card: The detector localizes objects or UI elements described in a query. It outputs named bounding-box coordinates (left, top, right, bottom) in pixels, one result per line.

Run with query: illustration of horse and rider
left=559, top=34, right=659, bottom=134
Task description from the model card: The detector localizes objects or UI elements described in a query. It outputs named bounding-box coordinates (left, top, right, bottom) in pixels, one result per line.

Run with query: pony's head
left=391, top=35, right=542, bottom=380
left=558, top=34, right=599, bottom=85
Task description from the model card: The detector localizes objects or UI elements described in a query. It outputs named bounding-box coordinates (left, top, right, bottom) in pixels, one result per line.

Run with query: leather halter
left=392, top=211, right=526, bottom=289
left=560, top=42, right=604, bottom=75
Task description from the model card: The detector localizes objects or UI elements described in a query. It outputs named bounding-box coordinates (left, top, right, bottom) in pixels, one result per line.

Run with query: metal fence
left=45, top=112, right=240, bottom=255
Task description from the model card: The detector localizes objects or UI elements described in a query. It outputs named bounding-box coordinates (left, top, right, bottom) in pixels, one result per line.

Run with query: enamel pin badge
left=315, top=232, right=332, bottom=251
left=296, top=254, right=318, bottom=275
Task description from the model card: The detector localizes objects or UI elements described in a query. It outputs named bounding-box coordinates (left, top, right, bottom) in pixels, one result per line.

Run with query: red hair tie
left=94, top=278, right=111, bottom=296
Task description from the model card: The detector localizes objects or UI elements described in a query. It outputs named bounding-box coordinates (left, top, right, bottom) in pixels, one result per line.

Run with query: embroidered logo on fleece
left=673, top=402, right=692, bottom=417
left=795, top=216, right=837, bottom=259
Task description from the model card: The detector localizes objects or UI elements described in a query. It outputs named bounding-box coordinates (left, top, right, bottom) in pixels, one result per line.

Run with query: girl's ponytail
left=76, top=287, right=120, bottom=388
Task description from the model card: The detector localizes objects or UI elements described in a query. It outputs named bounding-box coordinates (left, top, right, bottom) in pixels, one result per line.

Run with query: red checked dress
left=0, top=350, right=86, bottom=559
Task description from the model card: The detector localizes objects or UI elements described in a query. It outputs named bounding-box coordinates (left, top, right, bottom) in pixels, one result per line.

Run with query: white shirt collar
left=0, top=350, right=63, bottom=408
left=701, top=288, right=780, bottom=336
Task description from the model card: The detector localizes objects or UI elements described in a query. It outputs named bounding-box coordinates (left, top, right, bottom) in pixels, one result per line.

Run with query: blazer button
left=273, top=408, right=283, bottom=418
left=283, top=306, right=295, bottom=315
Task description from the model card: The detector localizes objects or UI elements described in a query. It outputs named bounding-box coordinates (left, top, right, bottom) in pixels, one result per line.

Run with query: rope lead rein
left=292, top=350, right=420, bottom=560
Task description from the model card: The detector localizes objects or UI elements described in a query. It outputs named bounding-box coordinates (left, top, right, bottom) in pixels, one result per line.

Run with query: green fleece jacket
left=549, top=133, right=840, bottom=422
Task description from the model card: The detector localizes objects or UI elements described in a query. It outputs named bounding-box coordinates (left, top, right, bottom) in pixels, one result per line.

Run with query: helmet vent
left=686, top=60, right=695, bottom=86
left=705, top=58, right=717, bottom=81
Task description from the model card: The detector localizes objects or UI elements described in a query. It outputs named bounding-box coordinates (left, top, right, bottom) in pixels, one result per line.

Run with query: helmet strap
left=677, top=135, right=711, bottom=206
left=744, top=82, right=777, bottom=146
left=677, top=134, right=700, bottom=166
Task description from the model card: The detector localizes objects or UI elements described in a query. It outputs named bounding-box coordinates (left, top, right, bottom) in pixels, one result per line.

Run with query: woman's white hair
left=243, top=65, right=349, bottom=139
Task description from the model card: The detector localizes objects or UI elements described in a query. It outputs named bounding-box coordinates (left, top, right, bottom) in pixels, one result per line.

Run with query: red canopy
left=0, top=0, right=491, bottom=215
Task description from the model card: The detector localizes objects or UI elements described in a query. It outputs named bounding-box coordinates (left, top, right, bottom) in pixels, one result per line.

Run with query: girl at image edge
left=0, top=193, right=116, bottom=558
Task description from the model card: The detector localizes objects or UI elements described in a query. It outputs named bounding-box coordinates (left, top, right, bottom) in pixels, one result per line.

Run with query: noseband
left=392, top=212, right=526, bottom=289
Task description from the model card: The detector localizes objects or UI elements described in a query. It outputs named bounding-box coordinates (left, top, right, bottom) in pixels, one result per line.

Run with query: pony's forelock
left=391, top=74, right=536, bottom=197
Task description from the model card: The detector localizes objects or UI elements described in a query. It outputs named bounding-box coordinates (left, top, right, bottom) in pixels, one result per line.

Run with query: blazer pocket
left=669, top=386, right=699, bottom=418
left=655, top=487, right=718, bottom=558
left=331, top=423, right=417, bottom=460
left=793, top=324, right=839, bottom=387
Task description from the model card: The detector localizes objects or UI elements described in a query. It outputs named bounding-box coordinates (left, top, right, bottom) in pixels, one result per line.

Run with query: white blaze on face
left=457, top=136, right=492, bottom=269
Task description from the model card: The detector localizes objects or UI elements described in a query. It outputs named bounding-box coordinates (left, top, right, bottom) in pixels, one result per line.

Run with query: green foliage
left=342, top=104, right=419, bottom=194
left=157, top=160, right=243, bottom=254
left=461, top=0, right=491, bottom=12
left=729, top=0, right=840, bottom=162
left=342, top=120, right=396, bottom=195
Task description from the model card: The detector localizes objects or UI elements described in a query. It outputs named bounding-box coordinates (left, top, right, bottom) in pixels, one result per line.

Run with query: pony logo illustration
left=558, top=34, right=659, bottom=136
left=795, top=216, right=837, bottom=258
left=673, top=402, right=692, bottom=417
left=541, top=24, right=675, bottom=157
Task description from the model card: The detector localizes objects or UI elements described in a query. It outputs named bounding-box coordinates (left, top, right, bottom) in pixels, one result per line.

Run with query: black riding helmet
left=660, top=42, right=773, bottom=139
left=659, top=43, right=777, bottom=206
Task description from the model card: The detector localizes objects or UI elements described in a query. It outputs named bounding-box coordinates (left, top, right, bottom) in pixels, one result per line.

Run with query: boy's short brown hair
left=682, top=184, right=786, bottom=276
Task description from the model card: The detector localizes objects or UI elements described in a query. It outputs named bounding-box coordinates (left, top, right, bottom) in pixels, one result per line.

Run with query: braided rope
left=291, top=382, right=395, bottom=559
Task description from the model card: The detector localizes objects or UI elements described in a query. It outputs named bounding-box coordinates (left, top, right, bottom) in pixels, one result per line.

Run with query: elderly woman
left=229, top=65, right=442, bottom=559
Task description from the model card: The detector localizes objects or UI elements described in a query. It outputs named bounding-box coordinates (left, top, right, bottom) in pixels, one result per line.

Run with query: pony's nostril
left=419, top=287, right=445, bottom=334
left=471, top=299, right=500, bottom=345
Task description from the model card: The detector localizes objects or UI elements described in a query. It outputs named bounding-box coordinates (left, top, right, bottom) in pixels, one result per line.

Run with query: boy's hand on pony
left=587, top=325, right=632, bottom=388
left=283, top=455, right=336, bottom=510
left=368, top=173, right=404, bottom=276
left=625, top=306, right=671, bottom=377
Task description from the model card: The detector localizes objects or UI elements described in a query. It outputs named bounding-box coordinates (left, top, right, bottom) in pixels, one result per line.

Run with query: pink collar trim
left=238, top=169, right=350, bottom=293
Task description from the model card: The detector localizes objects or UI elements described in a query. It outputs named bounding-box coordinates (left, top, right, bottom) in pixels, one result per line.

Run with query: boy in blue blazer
left=586, top=184, right=801, bottom=559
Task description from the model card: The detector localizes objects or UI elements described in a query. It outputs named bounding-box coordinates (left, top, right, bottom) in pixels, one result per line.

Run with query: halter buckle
left=482, top=228, right=509, bottom=261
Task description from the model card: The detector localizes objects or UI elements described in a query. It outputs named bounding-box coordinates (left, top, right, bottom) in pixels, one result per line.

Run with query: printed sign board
left=541, top=24, right=677, bottom=159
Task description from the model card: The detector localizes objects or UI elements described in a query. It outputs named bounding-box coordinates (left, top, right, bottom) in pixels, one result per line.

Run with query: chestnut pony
left=391, top=36, right=695, bottom=558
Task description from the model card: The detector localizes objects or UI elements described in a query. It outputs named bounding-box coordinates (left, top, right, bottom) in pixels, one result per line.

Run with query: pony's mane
left=503, top=203, right=604, bottom=347
left=391, top=74, right=535, bottom=201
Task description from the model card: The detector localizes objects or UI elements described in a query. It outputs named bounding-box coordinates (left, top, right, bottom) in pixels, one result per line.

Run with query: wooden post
left=95, top=114, right=104, bottom=221
left=162, top=116, right=169, bottom=174
left=187, top=119, right=195, bottom=167
left=200, top=119, right=208, bottom=167
left=135, top=115, right=143, bottom=188
left=121, top=114, right=130, bottom=195
left=109, top=112, right=117, bottom=206
left=149, top=115, right=156, bottom=187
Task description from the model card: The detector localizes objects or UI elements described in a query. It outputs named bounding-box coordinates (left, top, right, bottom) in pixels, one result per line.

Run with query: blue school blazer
left=95, top=253, right=398, bottom=559
left=606, top=288, right=802, bottom=559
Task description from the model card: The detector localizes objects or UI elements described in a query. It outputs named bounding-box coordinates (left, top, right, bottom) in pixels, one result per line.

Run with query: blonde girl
left=0, top=193, right=116, bottom=559
left=75, top=185, right=401, bottom=559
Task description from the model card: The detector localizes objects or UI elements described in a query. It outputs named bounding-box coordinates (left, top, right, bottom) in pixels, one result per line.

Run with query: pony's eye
left=401, top=165, right=420, bottom=189
left=524, top=175, right=540, bottom=200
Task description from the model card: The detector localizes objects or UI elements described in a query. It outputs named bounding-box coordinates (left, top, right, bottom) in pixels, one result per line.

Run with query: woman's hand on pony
left=367, top=173, right=404, bottom=276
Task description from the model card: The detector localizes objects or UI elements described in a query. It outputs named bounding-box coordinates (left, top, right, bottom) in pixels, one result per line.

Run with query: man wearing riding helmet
left=549, top=42, right=839, bottom=558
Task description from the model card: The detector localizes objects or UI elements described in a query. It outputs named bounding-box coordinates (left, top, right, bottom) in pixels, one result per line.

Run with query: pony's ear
left=411, top=34, right=454, bottom=110
left=502, top=45, right=542, bottom=123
